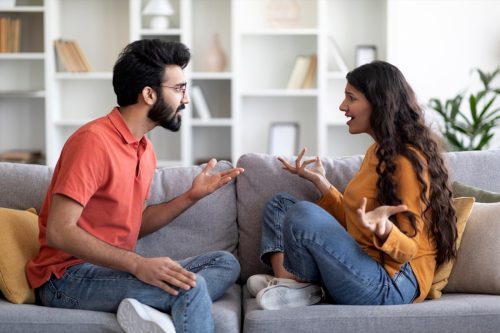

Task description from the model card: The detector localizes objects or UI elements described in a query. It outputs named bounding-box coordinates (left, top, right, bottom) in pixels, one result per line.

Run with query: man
left=26, top=39, right=243, bottom=333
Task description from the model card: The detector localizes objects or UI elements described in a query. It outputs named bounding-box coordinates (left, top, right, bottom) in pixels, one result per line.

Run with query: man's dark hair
left=112, top=39, right=190, bottom=106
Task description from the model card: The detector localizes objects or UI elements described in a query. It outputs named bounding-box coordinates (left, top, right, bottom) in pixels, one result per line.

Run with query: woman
left=248, top=61, right=457, bottom=310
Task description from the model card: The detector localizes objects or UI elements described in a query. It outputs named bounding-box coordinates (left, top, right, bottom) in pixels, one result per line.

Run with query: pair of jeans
left=260, top=193, right=419, bottom=305
left=37, top=250, right=240, bottom=333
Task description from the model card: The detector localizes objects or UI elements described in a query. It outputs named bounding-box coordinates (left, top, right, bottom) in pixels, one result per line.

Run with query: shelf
left=140, top=28, right=182, bottom=36
left=191, top=72, right=232, bottom=80
left=54, top=72, right=112, bottom=80
left=0, top=6, right=44, bottom=12
left=241, top=28, right=319, bottom=36
left=156, top=160, right=184, bottom=168
left=0, top=53, right=44, bottom=60
left=191, top=118, right=233, bottom=127
left=241, top=89, right=318, bottom=97
left=0, top=90, right=45, bottom=98
left=54, top=119, right=89, bottom=127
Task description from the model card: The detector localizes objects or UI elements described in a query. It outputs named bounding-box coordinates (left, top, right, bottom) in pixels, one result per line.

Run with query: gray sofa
left=1, top=149, right=500, bottom=333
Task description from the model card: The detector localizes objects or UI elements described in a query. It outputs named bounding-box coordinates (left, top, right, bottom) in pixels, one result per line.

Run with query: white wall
left=387, top=0, right=500, bottom=148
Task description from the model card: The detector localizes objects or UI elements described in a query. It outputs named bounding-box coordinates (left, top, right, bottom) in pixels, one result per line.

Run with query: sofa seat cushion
left=0, top=284, right=241, bottom=333
left=136, top=161, right=239, bottom=260
left=242, top=288, right=500, bottom=333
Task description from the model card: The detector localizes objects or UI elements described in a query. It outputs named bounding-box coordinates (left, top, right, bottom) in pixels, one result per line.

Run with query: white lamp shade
left=142, top=0, right=174, bottom=16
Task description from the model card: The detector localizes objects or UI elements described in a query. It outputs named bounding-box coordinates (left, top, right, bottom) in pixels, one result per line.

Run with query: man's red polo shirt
left=27, top=108, right=157, bottom=288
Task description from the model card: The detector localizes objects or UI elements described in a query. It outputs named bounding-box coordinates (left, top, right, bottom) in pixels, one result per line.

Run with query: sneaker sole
left=258, top=284, right=323, bottom=310
left=117, top=298, right=173, bottom=333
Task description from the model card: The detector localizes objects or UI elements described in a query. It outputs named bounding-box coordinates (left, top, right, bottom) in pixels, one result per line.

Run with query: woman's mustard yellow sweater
left=316, top=144, right=435, bottom=303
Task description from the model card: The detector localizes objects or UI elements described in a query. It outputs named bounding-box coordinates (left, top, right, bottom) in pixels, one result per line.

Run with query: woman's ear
left=141, top=86, right=156, bottom=106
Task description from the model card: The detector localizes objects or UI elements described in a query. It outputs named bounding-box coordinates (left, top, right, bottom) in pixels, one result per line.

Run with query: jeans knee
left=214, top=251, right=240, bottom=283
left=283, top=201, right=318, bottom=230
left=264, top=193, right=296, bottom=213
left=186, top=275, right=209, bottom=299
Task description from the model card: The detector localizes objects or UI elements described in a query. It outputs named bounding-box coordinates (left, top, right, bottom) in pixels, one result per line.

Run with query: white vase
left=204, top=33, right=226, bottom=72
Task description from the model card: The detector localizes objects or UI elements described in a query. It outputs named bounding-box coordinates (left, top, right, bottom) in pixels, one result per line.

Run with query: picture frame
left=355, top=45, right=377, bottom=67
left=268, top=122, right=299, bottom=156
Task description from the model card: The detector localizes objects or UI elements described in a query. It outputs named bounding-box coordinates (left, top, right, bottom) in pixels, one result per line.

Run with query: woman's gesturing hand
left=356, top=197, right=408, bottom=241
left=277, top=148, right=331, bottom=194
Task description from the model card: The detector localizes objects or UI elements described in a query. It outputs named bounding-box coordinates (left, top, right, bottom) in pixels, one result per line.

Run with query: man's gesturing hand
left=134, top=257, right=197, bottom=296
left=188, top=158, right=244, bottom=201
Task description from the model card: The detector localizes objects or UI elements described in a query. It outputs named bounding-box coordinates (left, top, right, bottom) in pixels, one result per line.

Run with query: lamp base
left=149, top=16, right=169, bottom=30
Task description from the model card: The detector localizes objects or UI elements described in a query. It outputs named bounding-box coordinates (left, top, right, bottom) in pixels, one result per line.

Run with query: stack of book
left=0, top=150, right=44, bottom=164
left=54, top=39, right=92, bottom=72
left=287, top=54, right=317, bottom=89
left=0, top=17, right=21, bottom=53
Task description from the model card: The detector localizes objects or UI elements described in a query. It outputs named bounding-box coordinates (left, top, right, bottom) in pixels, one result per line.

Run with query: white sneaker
left=117, top=298, right=176, bottom=333
left=246, top=274, right=275, bottom=297
left=256, top=278, right=324, bottom=310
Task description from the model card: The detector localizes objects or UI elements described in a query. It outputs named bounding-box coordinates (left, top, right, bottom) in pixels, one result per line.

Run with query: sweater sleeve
left=316, top=185, right=347, bottom=228
left=372, top=154, right=429, bottom=264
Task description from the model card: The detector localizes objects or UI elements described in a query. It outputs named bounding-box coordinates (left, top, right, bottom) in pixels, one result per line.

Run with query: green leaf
left=476, top=133, right=494, bottom=150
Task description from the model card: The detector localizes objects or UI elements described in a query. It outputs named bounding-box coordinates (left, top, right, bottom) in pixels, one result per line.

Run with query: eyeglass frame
left=159, top=82, right=188, bottom=99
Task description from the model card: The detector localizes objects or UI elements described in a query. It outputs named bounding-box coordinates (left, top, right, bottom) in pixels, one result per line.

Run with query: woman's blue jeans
left=260, top=193, right=419, bottom=305
left=37, top=250, right=240, bottom=333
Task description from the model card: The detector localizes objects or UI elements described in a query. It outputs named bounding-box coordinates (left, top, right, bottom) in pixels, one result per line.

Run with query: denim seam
left=183, top=257, right=219, bottom=271
left=47, top=277, right=80, bottom=308
left=183, top=290, right=190, bottom=333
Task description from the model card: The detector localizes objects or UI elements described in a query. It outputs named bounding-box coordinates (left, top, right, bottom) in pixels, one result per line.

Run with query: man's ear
left=141, top=86, right=156, bottom=106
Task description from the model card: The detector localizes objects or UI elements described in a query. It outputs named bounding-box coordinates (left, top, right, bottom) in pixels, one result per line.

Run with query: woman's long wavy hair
left=346, top=61, right=457, bottom=267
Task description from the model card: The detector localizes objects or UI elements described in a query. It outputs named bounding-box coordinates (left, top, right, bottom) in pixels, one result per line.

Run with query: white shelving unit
left=0, top=0, right=45, bottom=163
left=0, top=0, right=388, bottom=167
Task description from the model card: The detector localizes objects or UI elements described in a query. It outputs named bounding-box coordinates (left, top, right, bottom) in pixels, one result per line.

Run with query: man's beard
left=148, top=97, right=184, bottom=132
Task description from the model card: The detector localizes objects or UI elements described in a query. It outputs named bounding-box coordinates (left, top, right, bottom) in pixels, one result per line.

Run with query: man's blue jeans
left=37, top=250, right=240, bottom=332
left=260, top=193, right=419, bottom=305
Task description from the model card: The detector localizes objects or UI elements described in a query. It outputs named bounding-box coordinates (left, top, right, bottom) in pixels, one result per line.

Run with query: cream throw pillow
left=0, top=207, right=39, bottom=304
left=426, top=197, right=475, bottom=299
left=444, top=202, right=500, bottom=294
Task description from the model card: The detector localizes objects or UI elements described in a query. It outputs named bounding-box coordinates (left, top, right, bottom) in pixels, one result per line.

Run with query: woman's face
left=339, top=83, right=374, bottom=138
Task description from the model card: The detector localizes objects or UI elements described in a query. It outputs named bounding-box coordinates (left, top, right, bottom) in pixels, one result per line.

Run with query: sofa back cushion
left=0, top=162, right=53, bottom=212
left=235, top=150, right=500, bottom=282
left=236, top=153, right=363, bottom=281
left=0, top=161, right=238, bottom=262
left=135, top=161, right=239, bottom=259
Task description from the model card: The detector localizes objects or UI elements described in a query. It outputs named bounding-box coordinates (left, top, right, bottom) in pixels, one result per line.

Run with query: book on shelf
left=287, top=55, right=310, bottom=89
left=0, top=17, right=21, bottom=53
left=54, top=39, right=92, bottom=72
left=0, top=150, right=43, bottom=164
left=287, top=54, right=317, bottom=89
left=301, top=54, right=317, bottom=89
left=327, top=36, right=348, bottom=73
left=191, top=86, right=212, bottom=120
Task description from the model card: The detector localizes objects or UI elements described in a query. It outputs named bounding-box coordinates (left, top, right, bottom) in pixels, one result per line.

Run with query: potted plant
left=429, top=67, right=500, bottom=151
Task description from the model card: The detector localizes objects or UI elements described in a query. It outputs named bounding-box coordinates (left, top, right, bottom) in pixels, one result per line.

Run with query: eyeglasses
left=161, top=83, right=187, bottom=99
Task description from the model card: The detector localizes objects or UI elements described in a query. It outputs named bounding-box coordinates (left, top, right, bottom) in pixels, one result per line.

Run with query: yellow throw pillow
left=426, top=197, right=475, bottom=299
left=0, top=207, right=39, bottom=304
